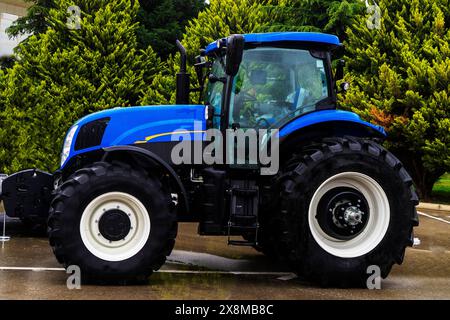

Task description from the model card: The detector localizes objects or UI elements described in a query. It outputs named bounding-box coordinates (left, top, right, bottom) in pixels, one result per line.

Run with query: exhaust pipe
left=176, top=40, right=190, bottom=105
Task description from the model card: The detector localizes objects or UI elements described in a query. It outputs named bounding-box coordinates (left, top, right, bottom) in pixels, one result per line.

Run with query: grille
left=74, top=117, right=110, bottom=151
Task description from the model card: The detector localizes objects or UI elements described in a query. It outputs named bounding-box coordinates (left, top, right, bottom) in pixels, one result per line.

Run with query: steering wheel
left=256, top=117, right=271, bottom=129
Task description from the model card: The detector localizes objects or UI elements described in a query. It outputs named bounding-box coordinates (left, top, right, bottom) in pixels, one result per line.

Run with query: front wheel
left=272, top=137, right=419, bottom=286
left=48, top=161, right=177, bottom=283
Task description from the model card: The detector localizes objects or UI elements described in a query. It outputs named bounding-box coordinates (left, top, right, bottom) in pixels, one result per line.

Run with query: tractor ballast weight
left=0, top=32, right=418, bottom=286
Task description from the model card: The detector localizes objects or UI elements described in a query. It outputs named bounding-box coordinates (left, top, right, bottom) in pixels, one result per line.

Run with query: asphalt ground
left=0, top=208, right=449, bottom=300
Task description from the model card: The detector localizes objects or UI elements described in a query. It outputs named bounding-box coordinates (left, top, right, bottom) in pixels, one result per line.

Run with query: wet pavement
left=0, top=209, right=449, bottom=300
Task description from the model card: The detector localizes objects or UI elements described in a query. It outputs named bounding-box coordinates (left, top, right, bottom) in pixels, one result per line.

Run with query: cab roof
left=205, top=32, right=341, bottom=55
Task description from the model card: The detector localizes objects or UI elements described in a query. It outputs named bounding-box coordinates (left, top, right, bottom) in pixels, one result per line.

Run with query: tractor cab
left=190, top=33, right=342, bottom=131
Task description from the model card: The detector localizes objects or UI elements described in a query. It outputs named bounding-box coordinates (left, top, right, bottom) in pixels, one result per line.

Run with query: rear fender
left=279, top=110, right=386, bottom=140
left=278, top=110, right=387, bottom=160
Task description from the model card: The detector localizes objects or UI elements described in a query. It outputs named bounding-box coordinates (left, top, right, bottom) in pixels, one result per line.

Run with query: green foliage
left=265, top=0, right=365, bottom=41
left=7, top=0, right=205, bottom=60
left=140, top=0, right=275, bottom=105
left=0, top=0, right=163, bottom=173
left=6, top=0, right=55, bottom=38
left=136, top=0, right=206, bottom=59
left=0, top=55, right=16, bottom=70
left=341, top=0, right=450, bottom=199
left=432, top=173, right=450, bottom=203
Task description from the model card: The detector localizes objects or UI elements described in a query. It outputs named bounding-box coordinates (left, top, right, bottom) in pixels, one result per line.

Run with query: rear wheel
left=48, top=161, right=177, bottom=284
left=269, top=137, right=419, bottom=286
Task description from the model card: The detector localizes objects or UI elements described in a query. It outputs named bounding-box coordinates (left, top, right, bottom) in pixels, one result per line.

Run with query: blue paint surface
left=205, top=32, right=341, bottom=54
left=279, top=110, right=386, bottom=138
left=62, top=105, right=206, bottom=168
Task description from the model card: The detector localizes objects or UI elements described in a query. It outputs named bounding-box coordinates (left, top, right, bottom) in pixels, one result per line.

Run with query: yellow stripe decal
left=134, top=130, right=206, bottom=144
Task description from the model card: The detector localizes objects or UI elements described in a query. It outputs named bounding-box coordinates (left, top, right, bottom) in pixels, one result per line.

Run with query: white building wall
left=0, top=1, right=28, bottom=57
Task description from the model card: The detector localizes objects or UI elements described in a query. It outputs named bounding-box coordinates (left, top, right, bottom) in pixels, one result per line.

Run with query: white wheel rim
left=308, top=172, right=390, bottom=258
left=80, top=192, right=151, bottom=262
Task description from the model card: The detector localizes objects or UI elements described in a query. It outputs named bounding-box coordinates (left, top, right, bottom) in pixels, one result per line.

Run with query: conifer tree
left=136, top=0, right=206, bottom=59
left=0, top=0, right=162, bottom=172
left=342, top=0, right=450, bottom=199
left=266, top=0, right=365, bottom=41
left=7, top=0, right=205, bottom=59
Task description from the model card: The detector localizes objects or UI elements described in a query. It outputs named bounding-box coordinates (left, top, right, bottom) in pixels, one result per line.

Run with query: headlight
left=60, top=125, right=78, bottom=167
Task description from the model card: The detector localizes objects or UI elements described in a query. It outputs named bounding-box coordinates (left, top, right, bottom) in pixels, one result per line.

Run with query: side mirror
left=225, top=34, right=244, bottom=77
left=335, top=59, right=345, bottom=81
left=194, top=53, right=207, bottom=88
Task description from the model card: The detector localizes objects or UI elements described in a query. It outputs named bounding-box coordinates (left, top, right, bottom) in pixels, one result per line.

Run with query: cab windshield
left=205, top=47, right=330, bottom=129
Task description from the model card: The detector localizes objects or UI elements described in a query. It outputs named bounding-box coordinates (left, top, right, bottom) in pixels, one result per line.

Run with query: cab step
left=227, top=181, right=259, bottom=246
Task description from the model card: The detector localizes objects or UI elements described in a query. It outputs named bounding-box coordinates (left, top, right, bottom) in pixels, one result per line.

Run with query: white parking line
left=418, top=211, right=450, bottom=225
left=158, top=270, right=295, bottom=276
left=0, top=267, right=65, bottom=271
left=0, top=266, right=295, bottom=277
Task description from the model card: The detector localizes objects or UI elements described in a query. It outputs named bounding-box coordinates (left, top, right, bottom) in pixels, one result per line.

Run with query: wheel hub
left=344, top=206, right=364, bottom=226
left=98, top=209, right=131, bottom=242
left=317, top=187, right=370, bottom=240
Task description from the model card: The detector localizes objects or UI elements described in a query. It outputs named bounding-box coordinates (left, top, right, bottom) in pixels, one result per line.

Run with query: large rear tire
left=48, top=161, right=177, bottom=284
left=269, top=137, right=419, bottom=286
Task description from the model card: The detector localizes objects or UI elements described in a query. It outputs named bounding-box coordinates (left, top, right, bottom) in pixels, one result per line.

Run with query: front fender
left=102, top=145, right=189, bottom=216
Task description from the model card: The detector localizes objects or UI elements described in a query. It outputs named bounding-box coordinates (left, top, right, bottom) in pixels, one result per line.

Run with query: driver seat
left=293, top=87, right=308, bottom=110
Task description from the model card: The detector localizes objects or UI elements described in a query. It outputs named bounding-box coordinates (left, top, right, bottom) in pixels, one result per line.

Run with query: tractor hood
left=61, top=105, right=206, bottom=168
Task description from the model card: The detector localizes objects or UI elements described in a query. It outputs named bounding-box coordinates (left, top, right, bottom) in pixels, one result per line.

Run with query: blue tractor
left=0, top=32, right=418, bottom=286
